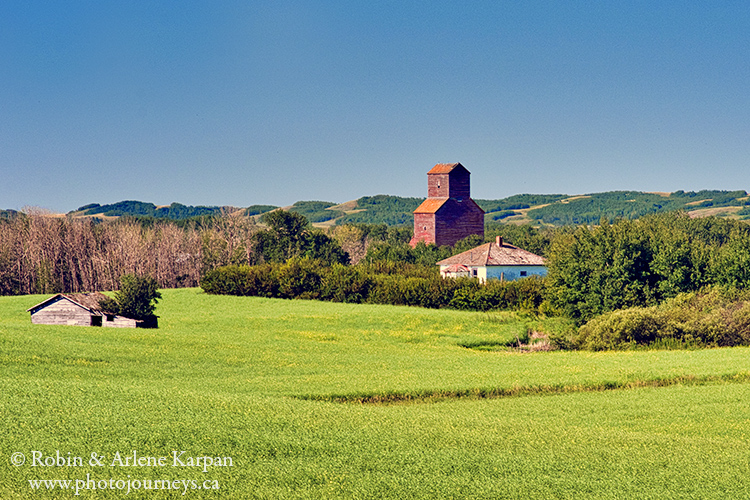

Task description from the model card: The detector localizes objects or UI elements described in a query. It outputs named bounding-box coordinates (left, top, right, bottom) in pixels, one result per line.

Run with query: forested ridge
left=25, top=189, right=750, bottom=227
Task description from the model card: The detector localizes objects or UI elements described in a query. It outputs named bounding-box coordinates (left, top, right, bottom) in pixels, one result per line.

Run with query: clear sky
left=2, top=1, right=749, bottom=212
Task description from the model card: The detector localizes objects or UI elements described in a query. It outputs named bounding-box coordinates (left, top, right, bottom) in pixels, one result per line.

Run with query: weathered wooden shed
left=410, top=163, right=485, bottom=247
left=27, top=293, right=152, bottom=328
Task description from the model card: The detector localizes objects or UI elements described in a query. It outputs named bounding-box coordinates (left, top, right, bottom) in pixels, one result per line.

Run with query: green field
left=2, top=289, right=750, bottom=498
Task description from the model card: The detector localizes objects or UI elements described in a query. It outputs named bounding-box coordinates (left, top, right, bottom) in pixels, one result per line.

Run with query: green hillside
left=70, top=201, right=234, bottom=219
left=59, top=189, right=750, bottom=226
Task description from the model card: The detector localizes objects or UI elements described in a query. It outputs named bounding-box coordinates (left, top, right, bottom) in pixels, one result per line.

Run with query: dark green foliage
left=572, top=287, right=750, bottom=350
left=526, top=190, right=748, bottom=226
left=303, top=230, right=350, bottom=263
left=275, top=258, right=324, bottom=299
left=0, top=210, right=19, bottom=221
left=336, top=195, right=423, bottom=226
left=155, top=203, right=224, bottom=219
left=546, top=212, right=750, bottom=323
left=87, top=200, right=158, bottom=217
left=287, top=201, right=344, bottom=223
left=77, top=200, right=227, bottom=220
left=477, top=194, right=566, bottom=214
left=76, top=203, right=101, bottom=211
left=200, top=264, right=277, bottom=297
left=484, top=224, right=559, bottom=257
left=254, top=210, right=349, bottom=265
left=244, top=205, right=278, bottom=216
left=354, top=224, right=412, bottom=244
left=201, top=259, right=546, bottom=312
left=363, top=241, right=453, bottom=267
left=452, top=234, right=485, bottom=254
left=319, top=265, right=374, bottom=303
left=491, top=210, right=520, bottom=220
left=710, top=231, right=750, bottom=289
left=100, top=274, right=161, bottom=321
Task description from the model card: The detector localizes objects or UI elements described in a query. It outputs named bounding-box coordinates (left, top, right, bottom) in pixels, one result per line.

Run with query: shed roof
left=27, top=292, right=111, bottom=314
left=437, top=239, right=546, bottom=267
left=427, top=162, right=468, bottom=175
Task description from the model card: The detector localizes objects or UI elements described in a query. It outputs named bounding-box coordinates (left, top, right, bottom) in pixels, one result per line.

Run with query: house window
left=91, top=316, right=102, bottom=327
left=472, top=269, right=477, bottom=277
left=520, top=271, right=527, bottom=277
left=106, top=315, right=115, bottom=322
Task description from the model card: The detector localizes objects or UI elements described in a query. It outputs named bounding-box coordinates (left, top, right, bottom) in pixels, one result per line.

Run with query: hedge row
left=199, top=258, right=546, bottom=312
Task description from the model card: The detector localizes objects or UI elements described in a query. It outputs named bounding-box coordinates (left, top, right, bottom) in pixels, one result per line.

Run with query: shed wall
left=30, top=297, right=94, bottom=327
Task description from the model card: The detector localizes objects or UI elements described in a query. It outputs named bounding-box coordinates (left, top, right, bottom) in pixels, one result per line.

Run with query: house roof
left=437, top=239, right=546, bottom=267
left=427, top=162, right=467, bottom=175
left=442, top=264, right=470, bottom=273
left=27, top=292, right=111, bottom=314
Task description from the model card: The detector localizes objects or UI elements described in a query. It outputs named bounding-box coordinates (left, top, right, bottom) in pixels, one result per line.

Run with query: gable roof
left=427, top=162, right=468, bottom=175
left=27, top=292, right=111, bottom=314
left=437, top=239, right=546, bottom=267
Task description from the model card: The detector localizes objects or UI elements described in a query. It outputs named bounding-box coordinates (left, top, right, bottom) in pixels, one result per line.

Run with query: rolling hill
left=36, top=189, right=750, bottom=227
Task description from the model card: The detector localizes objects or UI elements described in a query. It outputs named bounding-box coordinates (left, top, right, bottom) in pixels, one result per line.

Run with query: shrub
left=319, top=265, right=373, bottom=304
left=200, top=260, right=547, bottom=312
left=99, top=274, right=161, bottom=321
left=573, top=286, right=750, bottom=350
left=200, top=264, right=277, bottom=297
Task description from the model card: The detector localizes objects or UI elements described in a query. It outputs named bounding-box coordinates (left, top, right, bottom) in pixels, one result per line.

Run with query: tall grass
left=2, top=290, right=750, bottom=498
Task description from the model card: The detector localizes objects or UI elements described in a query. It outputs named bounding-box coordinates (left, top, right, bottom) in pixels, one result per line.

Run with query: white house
left=437, top=236, right=547, bottom=283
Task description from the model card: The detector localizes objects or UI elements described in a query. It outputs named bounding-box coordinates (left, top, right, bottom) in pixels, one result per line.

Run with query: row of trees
left=6, top=209, right=750, bottom=347
left=200, top=258, right=547, bottom=312
left=0, top=210, right=418, bottom=295
left=545, top=212, right=750, bottom=323
left=0, top=214, right=255, bottom=295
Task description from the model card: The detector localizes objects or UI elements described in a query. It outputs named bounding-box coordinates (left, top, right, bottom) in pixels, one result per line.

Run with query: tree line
left=0, top=214, right=248, bottom=295
left=0, top=210, right=423, bottom=296
left=5, top=208, right=750, bottom=350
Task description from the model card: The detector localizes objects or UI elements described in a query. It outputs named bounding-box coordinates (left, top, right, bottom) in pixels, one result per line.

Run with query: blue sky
left=2, top=1, right=749, bottom=212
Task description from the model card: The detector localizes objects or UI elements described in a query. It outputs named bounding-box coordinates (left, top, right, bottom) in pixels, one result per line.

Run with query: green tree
left=253, top=210, right=349, bottom=265
left=100, top=274, right=161, bottom=320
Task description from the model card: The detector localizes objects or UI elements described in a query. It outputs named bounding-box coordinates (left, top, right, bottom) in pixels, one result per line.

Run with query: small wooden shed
left=27, top=293, right=151, bottom=328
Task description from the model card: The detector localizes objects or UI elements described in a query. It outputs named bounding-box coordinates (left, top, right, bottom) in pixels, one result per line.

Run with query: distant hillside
left=70, top=201, right=236, bottom=219
left=334, top=195, right=424, bottom=226
left=514, top=190, right=750, bottom=225
left=60, top=189, right=750, bottom=226
left=286, top=201, right=345, bottom=223
left=0, top=209, right=19, bottom=219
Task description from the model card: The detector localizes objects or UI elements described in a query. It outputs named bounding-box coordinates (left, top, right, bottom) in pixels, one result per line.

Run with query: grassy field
left=2, top=289, right=750, bottom=498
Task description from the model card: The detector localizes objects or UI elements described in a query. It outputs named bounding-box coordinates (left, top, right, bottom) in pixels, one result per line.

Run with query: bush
left=201, top=259, right=547, bottom=313
left=572, top=287, right=750, bottom=350
left=200, top=264, right=277, bottom=297
left=99, top=274, right=161, bottom=321
left=319, top=265, right=373, bottom=304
